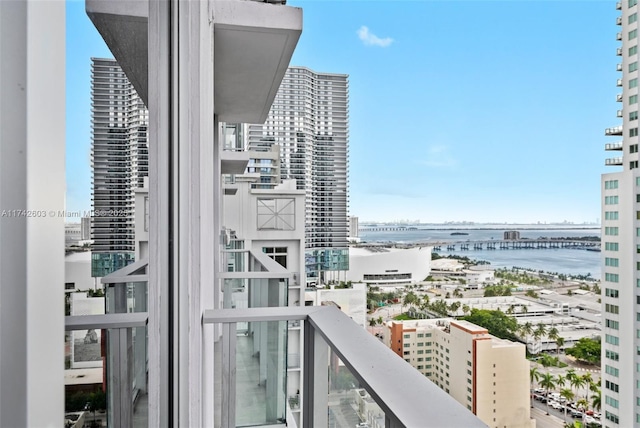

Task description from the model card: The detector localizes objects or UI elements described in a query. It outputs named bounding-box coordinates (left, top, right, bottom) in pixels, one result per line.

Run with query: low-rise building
left=385, top=319, right=534, bottom=428
left=341, top=246, right=431, bottom=286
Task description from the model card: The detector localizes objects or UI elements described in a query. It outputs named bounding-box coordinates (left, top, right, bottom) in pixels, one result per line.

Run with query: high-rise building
left=601, top=2, right=639, bottom=426
left=90, top=58, right=148, bottom=277
left=385, top=319, right=534, bottom=428
left=247, top=67, right=349, bottom=283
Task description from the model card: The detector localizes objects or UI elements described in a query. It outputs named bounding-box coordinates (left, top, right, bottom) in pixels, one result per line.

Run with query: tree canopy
left=462, top=309, right=519, bottom=341
left=565, top=337, right=601, bottom=365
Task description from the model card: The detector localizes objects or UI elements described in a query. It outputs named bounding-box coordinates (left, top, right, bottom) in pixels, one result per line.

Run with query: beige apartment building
left=385, top=319, right=534, bottom=428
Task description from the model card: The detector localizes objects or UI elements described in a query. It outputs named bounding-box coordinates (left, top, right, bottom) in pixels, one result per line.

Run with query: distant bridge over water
left=424, top=239, right=600, bottom=251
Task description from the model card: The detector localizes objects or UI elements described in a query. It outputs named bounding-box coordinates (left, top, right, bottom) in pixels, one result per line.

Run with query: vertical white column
left=149, top=0, right=216, bottom=425
left=303, top=322, right=328, bottom=428
left=0, top=1, right=65, bottom=426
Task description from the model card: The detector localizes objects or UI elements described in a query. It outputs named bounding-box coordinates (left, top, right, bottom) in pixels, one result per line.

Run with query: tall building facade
left=385, top=319, right=534, bottom=428
left=247, top=66, right=349, bottom=282
left=90, top=58, right=148, bottom=277
left=602, top=2, right=640, bottom=426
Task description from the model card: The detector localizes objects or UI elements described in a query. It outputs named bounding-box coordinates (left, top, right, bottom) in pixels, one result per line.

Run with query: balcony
left=617, top=78, right=623, bottom=86
left=617, top=109, right=623, bottom=117
left=617, top=1, right=622, bottom=9
left=606, top=157, right=623, bottom=166
left=605, top=141, right=624, bottom=150
left=617, top=47, right=623, bottom=56
left=605, top=125, right=623, bottom=136
left=617, top=63, right=623, bottom=71
left=86, top=0, right=303, bottom=123
left=617, top=32, right=623, bottom=41
left=617, top=16, right=623, bottom=25
left=204, top=306, right=487, bottom=428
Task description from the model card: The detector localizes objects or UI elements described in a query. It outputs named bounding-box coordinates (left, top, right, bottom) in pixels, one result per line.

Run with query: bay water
left=359, top=226, right=602, bottom=279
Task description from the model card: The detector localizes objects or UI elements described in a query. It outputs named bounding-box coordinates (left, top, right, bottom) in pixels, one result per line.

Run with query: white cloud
left=418, top=145, right=458, bottom=168
left=357, top=26, right=393, bottom=48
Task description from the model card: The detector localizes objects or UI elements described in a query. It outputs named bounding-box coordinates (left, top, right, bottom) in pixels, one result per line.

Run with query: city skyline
left=67, top=1, right=618, bottom=224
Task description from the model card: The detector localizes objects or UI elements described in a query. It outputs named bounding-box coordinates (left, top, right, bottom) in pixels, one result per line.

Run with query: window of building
left=605, top=211, right=619, bottom=220
left=605, top=242, right=619, bottom=251
left=606, top=319, right=620, bottom=330
left=632, top=14, right=639, bottom=24
left=403, top=343, right=410, bottom=348
left=606, top=257, right=620, bottom=267
left=605, top=195, right=619, bottom=205
left=606, top=365, right=620, bottom=377
left=632, top=0, right=638, bottom=7
left=632, top=95, right=639, bottom=105
left=631, top=62, right=638, bottom=72
left=605, top=411, right=619, bottom=424
left=632, top=160, right=639, bottom=170
left=631, top=127, right=639, bottom=137
left=606, top=395, right=620, bottom=408
left=606, top=288, right=619, bottom=298
left=605, top=226, right=619, bottom=236
left=606, top=334, right=620, bottom=346
left=403, top=334, right=410, bottom=339
left=632, top=111, right=639, bottom=121
left=605, top=179, right=620, bottom=189
left=606, top=303, right=620, bottom=313
left=633, top=78, right=639, bottom=89
left=606, top=350, right=620, bottom=361
left=633, top=144, right=640, bottom=153
left=262, top=247, right=287, bottom=268
left=631, top=29, right=638, bottom=40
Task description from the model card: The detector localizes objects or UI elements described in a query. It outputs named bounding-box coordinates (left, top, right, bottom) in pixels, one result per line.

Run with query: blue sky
left=66, top=0, right=618, bottom=224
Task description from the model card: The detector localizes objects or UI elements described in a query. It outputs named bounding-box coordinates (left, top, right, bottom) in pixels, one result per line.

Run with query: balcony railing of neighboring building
left=617, top=109, right=623, bottom=117
left=204, top=306, right=487, bottom=428
left=605, top=141, right=624, bottom=151
left=616, top=32, right=622, bottom=41
left=65, top=312, right=149, bottom=428
left=617, top=47, right=623, bottom=56
left=617, top=78, right=623, bottom=86
left=617, top=93, right=623, bottom=102
left=616, top=63, right=623, bottom=71
left=605, top=157, right=623, bottom=166
left=617, top=16, right=622, bottom=25
left=617, top=1, right=622, bottom=9
left=605, top=125, right=623, bottom=136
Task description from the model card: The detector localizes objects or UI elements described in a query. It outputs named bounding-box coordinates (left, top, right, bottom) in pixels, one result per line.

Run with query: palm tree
left=555, top=374, right=567, bottom=390
left=591, top=389, right=601, bottom=412
left=530, top=367, right=541, bottom=407
left=534, top=322, right=547, bottom=343
left=555, top=336, right=565, bottom=355
left=582, top=373, right=594, bottom=408
left=560, top=388, right=574, bottom=422
left=520, top=322, right=534, bottom=344
left=547, top=327, right=559, bottom=352
left=539, top=372, right=556, bottom=415
left=377, top=316, right=383, bottom=325
left=520, top=304, right=529, bottom=314
left=569, top=373, right=586, bottom=401
left=368, top=318, right=377, bottom=327
left=462, top=304, right=470, bottom=316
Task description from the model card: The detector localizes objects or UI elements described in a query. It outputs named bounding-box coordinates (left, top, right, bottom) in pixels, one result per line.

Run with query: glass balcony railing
left=605, top=157, right=623, bottom=166
left=65, top=312, right=148, bottom=428
left=605, top=141, right=624, bottom=151
left=204, top=306, right=487, bottom=428
left=605, top=125, right=623, bottom=136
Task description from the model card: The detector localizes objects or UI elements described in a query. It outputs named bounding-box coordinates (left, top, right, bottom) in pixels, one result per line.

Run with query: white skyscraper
left=90, top=58, right=148, bottom=277
left=601, top=2, right=640, bottom=426
left=247, top=66, right=349, bottom=283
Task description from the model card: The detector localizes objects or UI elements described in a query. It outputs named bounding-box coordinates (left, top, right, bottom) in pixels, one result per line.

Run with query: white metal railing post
left=302, top=320, right=328, bottom=427
left=221, top=322, right=237, bottom=427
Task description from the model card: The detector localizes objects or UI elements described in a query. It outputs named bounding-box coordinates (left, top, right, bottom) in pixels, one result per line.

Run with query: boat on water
left=450, top=232, right=469, bottom=236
